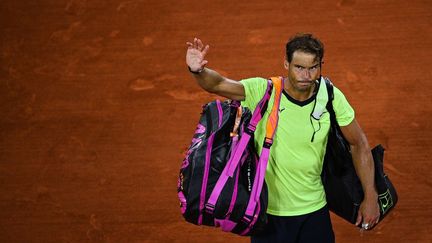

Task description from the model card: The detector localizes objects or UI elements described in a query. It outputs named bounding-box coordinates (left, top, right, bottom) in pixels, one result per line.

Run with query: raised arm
left=186, top=38, right=245, bottom=101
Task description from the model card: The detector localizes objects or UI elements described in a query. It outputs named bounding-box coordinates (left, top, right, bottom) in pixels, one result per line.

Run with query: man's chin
left=296, top=84, right=313, bottom=91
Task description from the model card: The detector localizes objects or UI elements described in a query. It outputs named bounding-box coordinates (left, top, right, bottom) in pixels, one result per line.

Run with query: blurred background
left=0, top=0, right=431, bottom=242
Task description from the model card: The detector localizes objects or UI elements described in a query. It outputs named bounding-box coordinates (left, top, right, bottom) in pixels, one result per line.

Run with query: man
left=185, top=34, right=380, bottom=242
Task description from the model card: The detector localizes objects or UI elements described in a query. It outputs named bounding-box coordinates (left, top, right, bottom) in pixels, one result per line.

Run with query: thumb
left=355, top=212, right=362, bottom=226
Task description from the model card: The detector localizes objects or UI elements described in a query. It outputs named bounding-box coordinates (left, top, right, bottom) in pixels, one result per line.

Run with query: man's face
left=284, top=51, right=321, bottom=92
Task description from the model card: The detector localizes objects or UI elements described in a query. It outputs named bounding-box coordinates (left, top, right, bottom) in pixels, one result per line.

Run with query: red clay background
left=1, top=0, right=431, bottom=242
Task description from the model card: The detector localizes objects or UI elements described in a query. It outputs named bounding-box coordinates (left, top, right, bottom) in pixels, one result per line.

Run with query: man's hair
left=285, top=33, right=324, bottom=63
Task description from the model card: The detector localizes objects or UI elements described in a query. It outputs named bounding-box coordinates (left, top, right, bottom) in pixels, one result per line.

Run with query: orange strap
left=265, top=77, right=284, bottom=143
left=230, top=106, right=243, bottom=137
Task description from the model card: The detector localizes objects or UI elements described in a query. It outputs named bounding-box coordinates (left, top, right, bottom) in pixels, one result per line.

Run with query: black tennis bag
left=321, top=79, right=398, bottom=226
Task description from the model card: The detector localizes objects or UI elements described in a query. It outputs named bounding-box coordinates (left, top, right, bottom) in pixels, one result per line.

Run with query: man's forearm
left=191, top=67, right=225, bottom=93
left=351, top=142, right=377, bottom=200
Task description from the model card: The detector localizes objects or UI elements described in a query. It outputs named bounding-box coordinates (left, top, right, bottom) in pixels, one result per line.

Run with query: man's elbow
left=202, top=85, right=217, bottom=94
left=350, top=134, right=370, bottom=152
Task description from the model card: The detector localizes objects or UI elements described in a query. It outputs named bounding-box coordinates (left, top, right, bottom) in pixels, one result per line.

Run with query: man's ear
left=284, top=59, right=289, bottom=70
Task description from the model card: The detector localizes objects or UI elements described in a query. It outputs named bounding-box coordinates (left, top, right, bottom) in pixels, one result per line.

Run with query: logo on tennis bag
left=177, top=77, right=283, bottom=236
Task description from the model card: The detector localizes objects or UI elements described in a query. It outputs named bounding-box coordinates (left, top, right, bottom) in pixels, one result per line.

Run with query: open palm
left=186, top=38, right=209, bottom=72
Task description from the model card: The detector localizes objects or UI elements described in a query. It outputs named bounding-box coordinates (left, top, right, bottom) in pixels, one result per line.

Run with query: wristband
left=188, top=66, right=204, bottom=74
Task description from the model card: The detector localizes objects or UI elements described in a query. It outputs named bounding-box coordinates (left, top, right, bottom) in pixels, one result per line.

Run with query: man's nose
left=301, top=69, right=311, bottom=79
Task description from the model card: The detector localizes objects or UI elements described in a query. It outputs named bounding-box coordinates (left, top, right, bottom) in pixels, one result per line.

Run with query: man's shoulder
left=332, top=84, right=348, bottom=100
left=323, top=78, right=345, bottom=99
left=240, top=77, right=268, bottom=94
left=240, top=77, right=269, bottom=108
left=323, top=78, right=343, bottom=95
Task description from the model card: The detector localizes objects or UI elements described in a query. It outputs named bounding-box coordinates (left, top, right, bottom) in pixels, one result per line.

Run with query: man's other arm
left=340, top=119, right=380, bottom=229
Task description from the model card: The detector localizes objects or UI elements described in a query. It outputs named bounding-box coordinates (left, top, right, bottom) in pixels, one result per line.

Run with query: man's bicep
left=214, top=78, right=245, bottom=101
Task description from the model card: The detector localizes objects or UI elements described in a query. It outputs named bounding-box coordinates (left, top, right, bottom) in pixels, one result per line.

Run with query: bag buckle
left=263, top=138, right=273, bottom=148
left=205, top=203, right=215, bottom=214
left=245, top=124, right=256, bottom=135
left=241, top=215, right=253, bottom=225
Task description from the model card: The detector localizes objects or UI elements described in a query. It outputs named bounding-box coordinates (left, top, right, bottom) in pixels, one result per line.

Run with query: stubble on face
left=285, top=51, right=321, bottom=94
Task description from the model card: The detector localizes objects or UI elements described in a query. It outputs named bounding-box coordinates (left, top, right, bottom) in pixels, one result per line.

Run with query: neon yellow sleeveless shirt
left=240, top=77, right=355, bottom=216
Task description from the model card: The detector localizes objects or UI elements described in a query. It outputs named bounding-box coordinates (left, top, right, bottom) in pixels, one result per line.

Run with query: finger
left=371, top=217, right=379, bottom=227
left=193, top=37, right=198, bottom=49
left=369, top=217, right=379, bottom=227
left=355, top=213, right=362, bottom=226
left=186, top=42, right=193, bottom=48
left=200, top=60, right=208, bottom=66
left=202, top=45, right=210, bottom=56
left=197, top=38, right=204, bottom=51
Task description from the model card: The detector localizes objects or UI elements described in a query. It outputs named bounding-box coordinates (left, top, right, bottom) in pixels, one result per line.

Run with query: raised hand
left=186, top=38, right=210, bottom=72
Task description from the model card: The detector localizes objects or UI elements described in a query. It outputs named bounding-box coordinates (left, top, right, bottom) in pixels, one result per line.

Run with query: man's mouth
left=298, top=80, right=312, bottom=84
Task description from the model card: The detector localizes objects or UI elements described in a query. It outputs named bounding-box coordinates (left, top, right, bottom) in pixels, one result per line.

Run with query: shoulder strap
left=241, top=77, right=283, bottom=231
left=311, top=77, right=330, bottom=120
left=265, top=77, right=284, bottom=145
left=244, top=79, right=273, bottom=133
left=323, top=77, right=336, bottom=124
left=309, top=76, right=333, bottom=142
